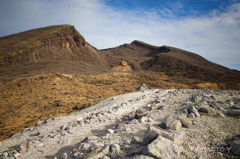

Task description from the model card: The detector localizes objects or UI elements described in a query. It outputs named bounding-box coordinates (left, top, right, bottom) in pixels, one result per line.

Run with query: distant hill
left=102, top=40, right=240, bottom=83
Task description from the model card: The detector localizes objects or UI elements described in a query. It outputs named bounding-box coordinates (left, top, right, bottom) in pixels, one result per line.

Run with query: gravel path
left=0, top=87, right=240, bottom=159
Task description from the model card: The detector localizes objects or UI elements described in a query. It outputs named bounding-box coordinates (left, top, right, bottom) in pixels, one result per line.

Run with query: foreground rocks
left=0, top=87, right=240, bottom=158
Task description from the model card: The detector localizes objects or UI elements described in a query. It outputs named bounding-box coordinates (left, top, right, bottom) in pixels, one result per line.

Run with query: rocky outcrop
left=0, top=25, right=105, bottom=70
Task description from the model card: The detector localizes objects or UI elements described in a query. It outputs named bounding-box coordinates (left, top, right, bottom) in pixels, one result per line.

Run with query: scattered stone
left=19, top=142, right=27, bottom=153
left=230, top=101, right=235, bottom=105
left=148, top=117, right=154, bottom=123
left=189, top=95, right=198, bottom=102
left=87, top=136, right=99, bottom=141
left=107, top=129, right=114, bottom=135
left=192, top=120, right=197, bottom=125
left=61, top=153, right=67, bottom=159
left=36, top=120, right=45, bottom=126
left=58, top=139, right=68, bottom=145
left=126, top=155, right=155, bottom=159
left=164, top=116, right=176, bottom=129
left=110, top=144, right=120, bottom=159
left=217, top=112, right=225, bottom=118
left=60, top=125, right=67, bottom=130
left=142, top=126, right=185, bottom=146
left=102, top=155, right=111, bottom=159
left=135, top=84, right=148, bottom=92
left=171, top=120, right=182, bottom=131
left=35, top=142, right=44, bottom=148
left=1, top=89, right=240, bottom=159
left=131, top=119, right=139, bottom=124
left=125, top=127, right=132, bottom=133
left=87, top=145, right=110, bottom=159
left=135, top=109, right=146, bottom=119
left=2, top=152, right=8, bottom=158
left=187, top=105, right=200, bottom=117
left=127, top=147, right=145, bottom=157
left=131, top=136, right=143, bottom=145
left=121, top=144, right=132, bottom=150
left=178, top=115, right=192, bottom=128
left=180, top=109, right=188, bottom=116
left=210, top=95, right=216, bottom=100
left=142, top=135, right=182, bottom=159
left=159, top=122, right=166, bottom=129
left=187, top=113, right=195, bottom=118
left=13, top=151, right=20, bottom=158
left=78, top=143, right=91, bottom=151
left=140, top=116, right=147, bottom=123
left=231, top=139, right=240, bottom=155
left=229, top=110, right=240, bottom=116
left=77, top=117, right=83, bottom=122
left=198, top=105, right=210, bottom=114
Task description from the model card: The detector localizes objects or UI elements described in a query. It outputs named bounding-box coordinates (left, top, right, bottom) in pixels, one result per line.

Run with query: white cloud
left=0, top=0, right=240, bottom=70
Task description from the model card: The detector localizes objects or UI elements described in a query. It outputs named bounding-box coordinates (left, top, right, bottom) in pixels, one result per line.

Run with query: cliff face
left=0, top=25, right=104, bottom=70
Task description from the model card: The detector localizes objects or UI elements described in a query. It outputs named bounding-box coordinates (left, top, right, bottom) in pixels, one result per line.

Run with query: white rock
left=61, top=153, right=67, bottom=159
left=2, top=152, right=8, bottom=158
left=110, top=144, right=120, bottom=159
left=143, top=126, right=185, bottom=145
left=140, top=116, right=148, bottom=123
left=142, top=135, right=182, bottom=159
left=13, top=152, right=20, bottom=158
left=78, top=143, right=91, bottom=151
left=107, top=129, right=114, bottom=135
left=77, top=117, right=83, bottom=122
left=171, top=120, right=182, bottom=131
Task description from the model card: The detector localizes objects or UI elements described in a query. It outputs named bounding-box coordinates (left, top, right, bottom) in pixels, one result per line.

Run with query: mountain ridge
left=0, top=24, right=240, bottom=142
left=1, top=24, right=239, bottom=84
left=0, top=25, right=106, bottom=71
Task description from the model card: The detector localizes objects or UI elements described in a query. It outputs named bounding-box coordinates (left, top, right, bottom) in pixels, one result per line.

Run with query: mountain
left=0, top=25, right=240, bottom=142
left=102, top=40, right=240, bottom=83
left=0, top=25, right=109, bottom=81
left=1, top=25, right=239, bottom=83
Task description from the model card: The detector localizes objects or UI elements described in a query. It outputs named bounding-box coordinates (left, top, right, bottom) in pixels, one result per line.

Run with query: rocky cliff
left=0, top=25, right=105, bottom=70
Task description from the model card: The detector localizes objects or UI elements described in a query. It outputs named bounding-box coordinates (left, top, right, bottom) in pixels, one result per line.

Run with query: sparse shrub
left=165, top=72, right=175, bottom=77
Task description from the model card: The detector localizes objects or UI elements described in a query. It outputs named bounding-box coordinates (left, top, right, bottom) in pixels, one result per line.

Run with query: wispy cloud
left=0, top=0, right=239, bottom=70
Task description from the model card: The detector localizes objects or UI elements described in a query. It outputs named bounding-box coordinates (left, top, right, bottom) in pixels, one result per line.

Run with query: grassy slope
left=0, top=25, right=73, bottom=59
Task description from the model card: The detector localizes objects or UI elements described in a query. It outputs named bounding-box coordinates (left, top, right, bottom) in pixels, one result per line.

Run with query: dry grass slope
left=0, top=25, right=73, bottom=59
left=0, top=25, right=240, bottom=142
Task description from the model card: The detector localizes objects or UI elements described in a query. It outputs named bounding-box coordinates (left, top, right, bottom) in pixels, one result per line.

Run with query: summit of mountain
left=0, top=25, right=110, bottom=81
left=102, top=40, right=240, bottom=83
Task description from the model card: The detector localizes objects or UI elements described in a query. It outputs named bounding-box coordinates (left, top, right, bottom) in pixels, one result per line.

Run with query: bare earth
left=0, top=87, right=239, bottom=158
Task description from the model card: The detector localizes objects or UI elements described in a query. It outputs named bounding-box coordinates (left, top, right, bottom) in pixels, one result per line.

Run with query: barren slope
left=102, top=40, right=240, bottom=83
left=1, top=25, right=240, bottom=143
left=0, top=25, right=106, bottom=71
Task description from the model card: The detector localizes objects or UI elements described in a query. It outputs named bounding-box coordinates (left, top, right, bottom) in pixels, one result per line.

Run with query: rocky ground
left=0, top=84, right=240, bottom=159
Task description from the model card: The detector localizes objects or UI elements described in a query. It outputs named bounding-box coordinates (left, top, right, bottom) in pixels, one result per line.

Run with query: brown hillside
left=0, top=25, right=240, bottom=141
left=0, top=25, right=106, bottom=70
left=102, top=41, right=240, bottom=83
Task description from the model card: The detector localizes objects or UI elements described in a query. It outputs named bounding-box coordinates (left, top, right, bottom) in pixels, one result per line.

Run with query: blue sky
left=0, top=0, right=240, bottom=70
